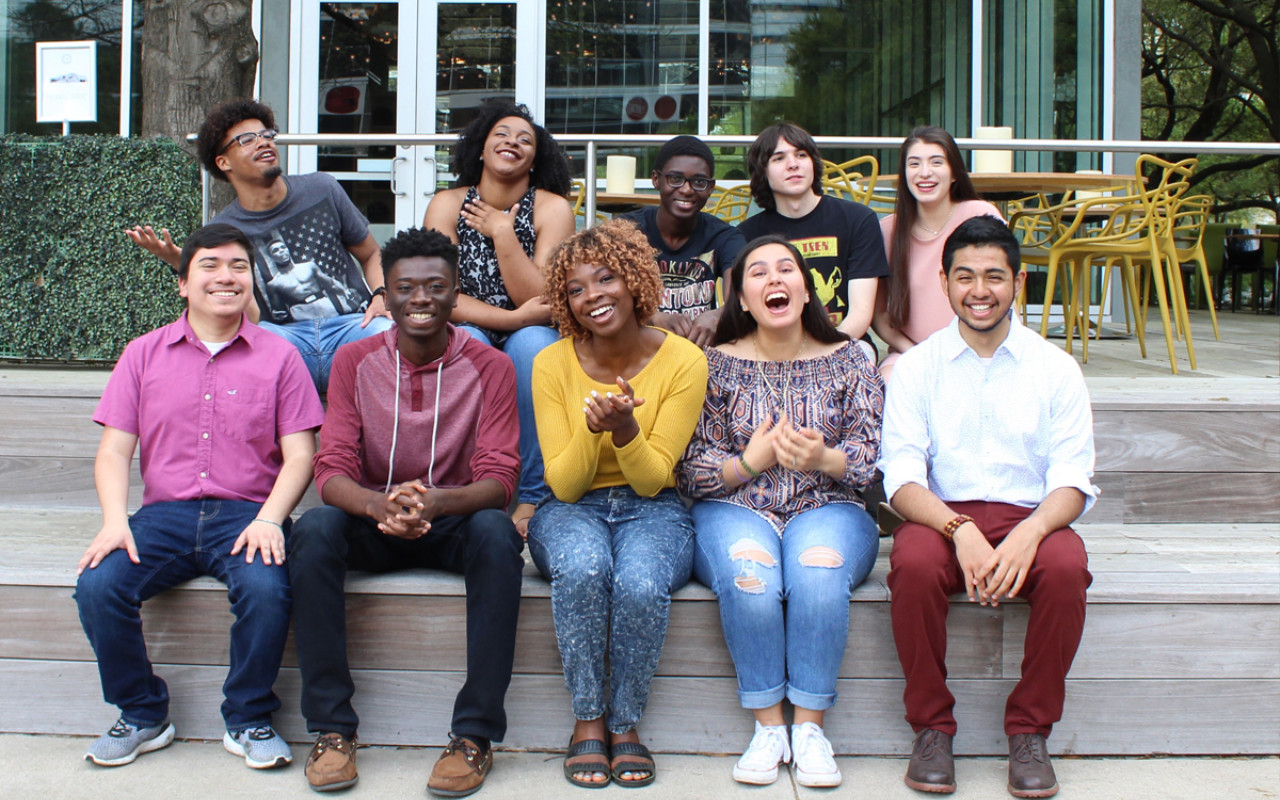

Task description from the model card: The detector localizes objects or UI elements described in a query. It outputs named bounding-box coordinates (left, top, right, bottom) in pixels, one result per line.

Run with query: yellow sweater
left=532, top=331, right=708, bottom=503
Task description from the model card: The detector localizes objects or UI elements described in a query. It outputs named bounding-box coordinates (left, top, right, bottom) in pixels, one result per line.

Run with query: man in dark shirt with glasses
left=622, top=135, right=745, bottom=348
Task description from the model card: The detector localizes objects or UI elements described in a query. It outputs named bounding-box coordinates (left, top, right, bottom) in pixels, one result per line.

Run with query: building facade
left=2, top=0, right=1140, bottom=233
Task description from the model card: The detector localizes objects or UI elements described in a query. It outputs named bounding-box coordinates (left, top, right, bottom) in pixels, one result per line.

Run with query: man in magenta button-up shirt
left=74, top=224, right=324, bottom=772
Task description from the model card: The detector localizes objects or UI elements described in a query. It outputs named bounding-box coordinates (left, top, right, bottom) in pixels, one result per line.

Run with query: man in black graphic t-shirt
left=623, top=135, right=745, bottom=348
left=738, top=123, right=888, bottom=357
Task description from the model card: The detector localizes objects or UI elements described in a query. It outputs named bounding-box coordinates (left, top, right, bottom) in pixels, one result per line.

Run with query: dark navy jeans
left=74, top=499, right=291, bottom=732
left=288, top=506, right=524, bottom=743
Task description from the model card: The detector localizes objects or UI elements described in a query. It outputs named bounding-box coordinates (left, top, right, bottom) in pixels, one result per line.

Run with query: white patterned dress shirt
left=879, top=315, right=1098, bottom=514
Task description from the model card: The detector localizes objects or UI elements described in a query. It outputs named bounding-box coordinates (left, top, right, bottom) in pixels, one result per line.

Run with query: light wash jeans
left=458, top=324, right=558, bottom=507
left=528, top=487, right=693, bottom=733
left=691, top=500, right=879, bottom=711
left=259, top=312, right=393, bottom=392
left=74, top=500, right=291, bottom=731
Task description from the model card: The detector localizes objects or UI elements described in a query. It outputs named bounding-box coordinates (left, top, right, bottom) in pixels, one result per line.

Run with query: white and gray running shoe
left=85, top=718, right=176, bottom=767
left=223, top=725, right=294, bottom=769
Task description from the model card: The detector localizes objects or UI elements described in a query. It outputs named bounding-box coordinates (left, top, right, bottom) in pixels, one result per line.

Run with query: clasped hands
left=742, top=412, right=827, bottom=473
left=954, top=521, right=1040, bottom=606
left=375, top=480, right=438, bottom=540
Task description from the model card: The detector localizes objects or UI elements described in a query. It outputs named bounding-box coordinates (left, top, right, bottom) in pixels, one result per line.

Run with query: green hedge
left=0, top=134, right=201, bottom=362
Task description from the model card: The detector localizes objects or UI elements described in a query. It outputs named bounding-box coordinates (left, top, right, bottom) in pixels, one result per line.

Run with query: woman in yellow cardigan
left=528, top=219, right=708, bottom=789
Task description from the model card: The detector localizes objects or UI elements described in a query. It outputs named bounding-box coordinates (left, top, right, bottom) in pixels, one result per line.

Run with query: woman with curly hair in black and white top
left=424, top=100, right=575, bottom=534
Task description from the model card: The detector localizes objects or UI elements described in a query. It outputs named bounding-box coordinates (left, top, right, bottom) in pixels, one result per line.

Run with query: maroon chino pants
left=888, top=501, right=1091, bottom=738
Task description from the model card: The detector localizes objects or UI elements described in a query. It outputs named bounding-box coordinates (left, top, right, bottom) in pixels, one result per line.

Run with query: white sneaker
left=732, top=721, right=791, bottom=785
left=223, top=725, right=293, bottom=769
left=791, top=721, right=842, bottom=787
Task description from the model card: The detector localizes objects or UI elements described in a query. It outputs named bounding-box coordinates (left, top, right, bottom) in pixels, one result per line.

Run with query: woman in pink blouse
left=874, top=126, right=1003, bottom=379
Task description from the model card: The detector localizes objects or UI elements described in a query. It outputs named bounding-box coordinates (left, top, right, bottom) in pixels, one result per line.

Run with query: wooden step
left=2, top=509, right=1276, bottom=755
left=4, top=371, right=1275, bottom=523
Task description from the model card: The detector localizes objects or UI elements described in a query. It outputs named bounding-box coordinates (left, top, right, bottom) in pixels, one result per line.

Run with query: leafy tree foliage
left=1142, top=0, right=1279, bottom=219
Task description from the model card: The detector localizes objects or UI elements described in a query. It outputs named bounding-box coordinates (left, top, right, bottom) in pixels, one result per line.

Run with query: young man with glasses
left=621, top=135, right=745, bottom=348
left=126, top=99, right=393, bottom=391
left=739, top=123, right=888, bottom=358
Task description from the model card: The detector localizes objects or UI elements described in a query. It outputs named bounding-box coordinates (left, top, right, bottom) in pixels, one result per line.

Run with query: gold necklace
left=753, top=332, right=806, bottom=414
left=915, top=205, right=957, bottom=236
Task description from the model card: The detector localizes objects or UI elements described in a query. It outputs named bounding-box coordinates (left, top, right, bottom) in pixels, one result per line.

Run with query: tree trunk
left=140, top=0, right=258, bottom=210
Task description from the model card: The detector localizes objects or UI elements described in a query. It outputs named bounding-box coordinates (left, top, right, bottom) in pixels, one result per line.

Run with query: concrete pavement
left=1, top=734, right=1275, bottom=799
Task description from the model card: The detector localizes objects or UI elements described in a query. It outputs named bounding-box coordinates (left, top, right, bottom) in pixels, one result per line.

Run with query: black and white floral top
left=456, top=185, right=538, bottom=346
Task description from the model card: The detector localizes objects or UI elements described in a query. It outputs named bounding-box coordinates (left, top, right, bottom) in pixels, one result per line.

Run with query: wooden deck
left=1, top=309, right=1277, bottom=756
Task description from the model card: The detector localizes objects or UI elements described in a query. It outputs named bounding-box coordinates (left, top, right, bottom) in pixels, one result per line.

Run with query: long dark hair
left=714, top=235, right=850, bottom=348
left=451, top=100, right=571, bottom=197
left=886, top=126, right=983, bottom=330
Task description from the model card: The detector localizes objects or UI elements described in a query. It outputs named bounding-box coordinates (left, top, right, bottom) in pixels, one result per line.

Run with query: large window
left=1, top=0, right=139, bottom=134
left=544, top=1, right=976, bottom=175
left=983, top=0, right=1105, bottom=172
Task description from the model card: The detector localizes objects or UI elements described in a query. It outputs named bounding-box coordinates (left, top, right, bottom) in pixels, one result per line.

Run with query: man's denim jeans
left=691, top=500, right=878, bottom=711
left=260, top=313, right=393, bottom=392
left=74, top=499, right=291, bottom=731
left=528, top=487, right=693, bottom=734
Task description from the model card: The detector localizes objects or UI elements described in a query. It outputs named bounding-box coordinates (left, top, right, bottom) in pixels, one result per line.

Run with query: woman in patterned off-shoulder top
left=677, top=234, right=884, bottom=789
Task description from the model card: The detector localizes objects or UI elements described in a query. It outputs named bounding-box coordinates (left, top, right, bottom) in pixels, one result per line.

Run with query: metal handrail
left=192, top=133, right=1279, bottom=222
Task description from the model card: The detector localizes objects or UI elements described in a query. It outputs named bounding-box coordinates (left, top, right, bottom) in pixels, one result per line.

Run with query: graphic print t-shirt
left=213, top=173, right=373, bottom=324
left=623, top=207, right=746, bottom=319
left=737, top=195, right=889, bottom=326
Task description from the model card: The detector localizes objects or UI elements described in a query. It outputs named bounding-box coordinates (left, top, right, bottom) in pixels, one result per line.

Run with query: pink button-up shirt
left=94, top=313, right=325, bottom=506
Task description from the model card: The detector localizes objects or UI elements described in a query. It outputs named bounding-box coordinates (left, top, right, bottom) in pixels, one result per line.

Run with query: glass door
left=294, top=1, right=526, bottom=241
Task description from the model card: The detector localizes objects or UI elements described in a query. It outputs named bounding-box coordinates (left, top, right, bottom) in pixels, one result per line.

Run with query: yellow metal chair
left=1121, top=192, right=1220, bottom=342
left=707, top=184, right=753, bottom=224
left=570, top=179, right=610, bottom=226
left=821, top=156, right=878, bottom=204
left=1008, top=194, right=1068, bottom=322
left=1027, top=182, right=1195, bottom=373
left=1104, top=157, right=1204, bottom=351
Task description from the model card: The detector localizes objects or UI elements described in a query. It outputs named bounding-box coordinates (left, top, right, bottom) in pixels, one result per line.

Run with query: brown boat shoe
left=427, top=735, right=493, bottom=797
left=305, top=732, right=358, bottom=792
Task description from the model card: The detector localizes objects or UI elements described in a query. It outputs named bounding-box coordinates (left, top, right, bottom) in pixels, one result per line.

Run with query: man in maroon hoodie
left=288, top=227, right=524, bottom=797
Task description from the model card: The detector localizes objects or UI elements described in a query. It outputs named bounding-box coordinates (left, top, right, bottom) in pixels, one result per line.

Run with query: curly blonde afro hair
left=543, top=218, right=664, bottom=340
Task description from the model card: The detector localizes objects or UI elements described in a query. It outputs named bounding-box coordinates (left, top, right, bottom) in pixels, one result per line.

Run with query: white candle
left=973, top=126, right=1013, bottom=173
left=606, top=155, right=637, bottom=194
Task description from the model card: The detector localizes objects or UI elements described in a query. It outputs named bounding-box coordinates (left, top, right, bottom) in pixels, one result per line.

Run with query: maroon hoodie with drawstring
left=313, top=325, right=520, bottom=505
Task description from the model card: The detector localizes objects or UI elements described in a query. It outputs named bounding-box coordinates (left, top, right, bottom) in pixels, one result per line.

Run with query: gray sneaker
left=85, top=718, right=176, bottom=767
left=223, top=725, right=293, bottom=769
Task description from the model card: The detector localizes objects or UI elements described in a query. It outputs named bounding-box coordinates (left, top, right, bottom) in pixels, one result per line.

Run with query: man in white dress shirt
left=879, top=215, right=1096, bottom=799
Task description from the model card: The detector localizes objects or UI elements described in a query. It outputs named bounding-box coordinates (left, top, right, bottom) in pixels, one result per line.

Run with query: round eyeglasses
left=662, top=172, right=713, bottom=192
left=219, top=129, right=279, bottom=154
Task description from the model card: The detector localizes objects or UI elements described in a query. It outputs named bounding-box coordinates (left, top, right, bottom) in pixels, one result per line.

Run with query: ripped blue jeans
left=691, top=500, right=879, bottom=711
left=528, top=487, right=693, bottom=734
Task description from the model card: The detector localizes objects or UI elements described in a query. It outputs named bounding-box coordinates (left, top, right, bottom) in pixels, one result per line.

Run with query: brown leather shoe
left=904, top=729, right=956, bottom=793
left=1007, top=733, right=1058, bottom=798
left=305, top=732, right=358, bottom=792
left=428, top=736, right=493, bottom=797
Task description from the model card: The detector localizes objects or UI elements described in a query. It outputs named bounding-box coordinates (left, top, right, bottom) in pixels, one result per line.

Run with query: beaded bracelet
left=738, top=455, right=761, bottom=480
left=941, top=514, right=974, bottom=541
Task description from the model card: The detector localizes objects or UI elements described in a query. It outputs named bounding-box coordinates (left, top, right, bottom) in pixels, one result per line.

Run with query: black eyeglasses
left=662, top=172, right=713, bottom=192
left=219, top=129, right=279, bottom=154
